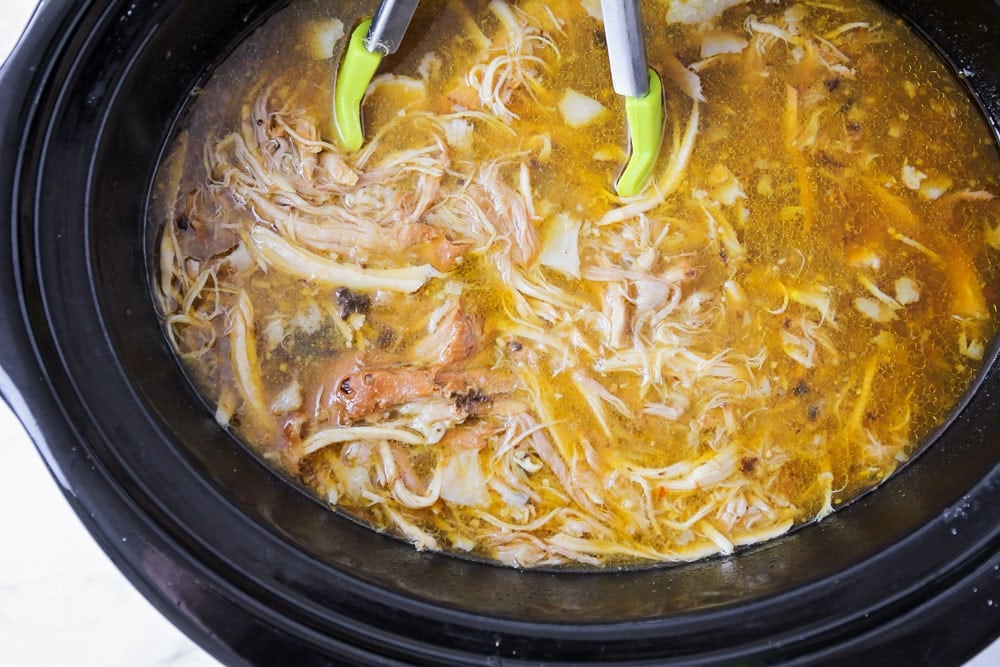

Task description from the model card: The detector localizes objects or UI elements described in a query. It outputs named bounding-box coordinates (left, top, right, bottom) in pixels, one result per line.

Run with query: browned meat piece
left=401, top=222, right=466, bottom=272
left=439, top=421, right=500, bottom=451
left=319, top=363, right=518, bottom=424
left=315, top=300, right=508, bottom=423
left=330, top=368, right=438, bottom=421
left=437, top=368, right=518, bottom=397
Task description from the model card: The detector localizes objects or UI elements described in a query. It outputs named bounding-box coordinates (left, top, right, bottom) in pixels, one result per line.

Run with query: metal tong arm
left=365, top=0, right=420, bottom=56
left=600, top=0, right=650, bottom=98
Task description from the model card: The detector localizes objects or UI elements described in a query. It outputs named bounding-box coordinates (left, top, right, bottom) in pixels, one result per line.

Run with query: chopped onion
left=919, top=176, right=953, bottom=201
left=558, top=89, right=607, bottom=128
left=854, top=296, right=897, bottom=323
left=537, top=213, right=581, bottom=278
left=664, top=0, right=746, bottom=24
left=305, top=19, right=345, bottom=60
left=440, top=450, right=491, bottom=507
left=894, top=277, right=920, bottom=305
left=579, top=0, right=602, bottom=20
left=270, top=379, right=303, bottom=414
left=901, top=163, right=927, bottom=190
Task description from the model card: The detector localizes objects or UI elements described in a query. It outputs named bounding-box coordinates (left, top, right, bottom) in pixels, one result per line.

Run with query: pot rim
left=2, top=0, right=999, bottom=664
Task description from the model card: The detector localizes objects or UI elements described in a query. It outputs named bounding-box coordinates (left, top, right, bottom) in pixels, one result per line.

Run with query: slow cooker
left=1, top=0, right=999, bottom=664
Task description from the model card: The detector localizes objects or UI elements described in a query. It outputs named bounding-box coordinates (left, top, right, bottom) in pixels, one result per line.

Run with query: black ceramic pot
left=2, top=1, right=999, bottom=665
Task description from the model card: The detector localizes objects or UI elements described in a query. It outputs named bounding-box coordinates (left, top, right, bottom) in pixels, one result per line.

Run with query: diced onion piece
left=780, top=329, right=816, bottom=368
left=723, top=280, right=746, bottom=308
left=959, top=331, right=985, bottom=360
left=417, top=51, right=442, bottom=81
left=901, top=163, right=927, bottom=190
left=919, top=175, right=953, bottom=201
left=579, top=0, right=602, bottom=19
left=370, top=74, right=427, bottom=109
left=537, top=213, right=581, bottom=278
left=270, top=379, right=303, bottom=414
left=440, top=450, right=491, bottom=507
left=305, top=19, right=345, bottom=60
left=854, top=296, right=897, bottom=323
left=664, top=0, right=746, bottom=24
left=593, top=145, right=625, bottom=162
left=291, top=302, right=323, bottom=334
left=894, top=277, right=920, bottom=305
left=847, top=247, right=881, bottom=271
left=558, top=89, right=607, bottom=128
left=263, top=318, right=285, bottom=352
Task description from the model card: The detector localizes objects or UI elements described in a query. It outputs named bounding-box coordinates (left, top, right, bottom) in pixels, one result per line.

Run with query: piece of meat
left=319, top=361, right=518, bottom=424
left=276, top=413, right=308, bottom=475
left=313, top=300, right=508, bottom=423
left=475, top=165, right=540, bottom=267
left=439, top=421, right=499, bottom=451
left=413, top=299, right=479, bottom=367
left=401, top=222, right=465, bottom=271
left=437, top=368, right=518, bottom=397
left=330, top=368, right=438, bottom=421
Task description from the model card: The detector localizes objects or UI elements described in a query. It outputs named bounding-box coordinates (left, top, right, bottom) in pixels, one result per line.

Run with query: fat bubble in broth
left=150, top=0, right=1000, bottom=567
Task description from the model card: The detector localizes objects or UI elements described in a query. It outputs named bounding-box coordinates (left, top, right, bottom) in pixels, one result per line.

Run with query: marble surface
left=1, top=2, right=998, bottom=666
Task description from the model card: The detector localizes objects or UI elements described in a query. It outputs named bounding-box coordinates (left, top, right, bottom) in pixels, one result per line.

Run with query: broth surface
left=151, top=0, right=1000, bottom=566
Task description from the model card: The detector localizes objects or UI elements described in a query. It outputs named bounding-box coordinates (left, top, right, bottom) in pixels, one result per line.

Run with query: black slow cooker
left=2, top=1, right=999, bottom=664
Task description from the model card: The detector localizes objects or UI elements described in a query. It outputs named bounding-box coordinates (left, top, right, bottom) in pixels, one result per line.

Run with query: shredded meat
left=413, top=299, right=479, bottom=367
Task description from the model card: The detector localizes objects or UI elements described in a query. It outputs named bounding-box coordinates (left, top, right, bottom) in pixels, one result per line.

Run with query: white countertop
left=0, top=2, right=998, bottom=665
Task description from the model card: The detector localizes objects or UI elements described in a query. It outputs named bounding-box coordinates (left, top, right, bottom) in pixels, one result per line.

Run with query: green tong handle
left=600, top=0, right=664, bottom=197
left=616, top=69, right=664, bottom=198
left=334, top=19, right=383, bottom=152
left=334, top=0, right=420, bottom=151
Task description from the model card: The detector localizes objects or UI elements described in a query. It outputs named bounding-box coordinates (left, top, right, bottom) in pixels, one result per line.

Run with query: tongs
left=334, top=0, right=420, bottom=151
left=333, top=0, right=664, bottom=196
left=600, top=0, right=664, bottom=197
